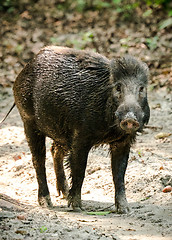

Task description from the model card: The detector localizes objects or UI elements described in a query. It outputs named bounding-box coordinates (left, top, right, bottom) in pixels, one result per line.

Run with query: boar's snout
left=115, top=106, right=143, bottom=133
left=120, top=118, right=140, bottom=132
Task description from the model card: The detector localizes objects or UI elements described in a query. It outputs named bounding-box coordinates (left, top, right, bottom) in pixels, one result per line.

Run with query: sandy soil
left=0, top=86, right=172, bottom=240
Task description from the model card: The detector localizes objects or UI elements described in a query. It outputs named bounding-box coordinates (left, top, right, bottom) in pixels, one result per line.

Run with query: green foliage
left=0, top=0, right=17, bottom=12
left=50, top=31, right=94, bottom=50
left=144, top=0, right=171, bottom=7
left=146, top=36, right=159, bottom=51
left=168, top=10, right=172, bottom=16
left=0, top=0, right=36, bottom=13
left=1, top=0, right=171, bottom=14
left=57, top=0, right=112, bottom=12
left=71, top=0, right=87, bottom=12
left=55, top=0, right=172, bottom=22
left=74, top=0, right=171, bottom=11
left=93, top=0, right=112, bottom=9
left=113, top=0, right=139, bottom=15
left=15, top=44, right=24, bottom=55
left=142, top=9, right=153, bottom=17
left=159, top=17, right=172, bottom=29
left=120, top=37, right=132, bottom=49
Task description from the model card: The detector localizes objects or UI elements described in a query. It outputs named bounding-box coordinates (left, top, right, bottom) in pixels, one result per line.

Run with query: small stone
left=15, top=229, right=27, bottom=235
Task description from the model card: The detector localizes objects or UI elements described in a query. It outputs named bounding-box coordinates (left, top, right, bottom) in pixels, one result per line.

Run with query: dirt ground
left=0, top=83, right=172, bottom=240
left=0, top=2, right=172, bottom=239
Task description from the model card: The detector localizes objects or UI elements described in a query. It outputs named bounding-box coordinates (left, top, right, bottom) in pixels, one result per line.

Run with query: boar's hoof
left=56, top=180, right=69, bottom=199
left=115, top=197, right=130, bottom=214
left=116, top=203, right=130, bottom=214
left=38, top=195, right=53, bottom=208
left=68, top=194, right=83, bottom=211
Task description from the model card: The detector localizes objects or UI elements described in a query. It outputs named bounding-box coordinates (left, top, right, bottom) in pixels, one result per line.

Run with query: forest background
left=0, top=0, right=171, bottom=90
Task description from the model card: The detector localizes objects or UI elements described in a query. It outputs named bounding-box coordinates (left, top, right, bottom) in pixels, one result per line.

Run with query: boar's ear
left=109, top=58, right=120, bottom=80
left=141, top=62, right=149, bottom=78
left=110, top=58, right=120, bottom=71
left=110, top=57, right=131, bottom=81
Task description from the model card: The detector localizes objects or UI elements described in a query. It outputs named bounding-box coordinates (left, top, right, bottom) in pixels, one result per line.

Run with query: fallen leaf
left=15, top=229, right=27, bottom=235
left=141, top=195, right=151, bottom=201
left=13, top=155, right=22, bottom=161
left=162, top=186, right=172, bottom=193
left=126, top=228, right=136, bottom=231
left=20, top=11, right=32, bottom=19
left=155, top=132, right=171, bottom=139
left=17, top=215, right=26, bottom=220
left=86, top=211, right=111, bottom=216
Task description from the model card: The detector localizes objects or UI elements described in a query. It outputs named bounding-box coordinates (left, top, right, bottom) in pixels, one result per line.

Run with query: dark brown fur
left=13, top=46, right=150, bottom=213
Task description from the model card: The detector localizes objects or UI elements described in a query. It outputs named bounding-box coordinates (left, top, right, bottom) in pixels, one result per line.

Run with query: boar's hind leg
left=110, top=143, right=130, bottom=214
left=51, top=142, right=69, bottom=199
left=24, top=121, right=52, bottom=207
left=67, top=137, right=91, bottom=210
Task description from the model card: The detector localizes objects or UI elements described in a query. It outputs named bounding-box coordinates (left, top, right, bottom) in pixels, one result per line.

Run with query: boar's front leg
left=110, top=142, right=130, bottom=214
left=67, top=135, right=91, bottom=210
left=24, top=120, right=52, bottom=207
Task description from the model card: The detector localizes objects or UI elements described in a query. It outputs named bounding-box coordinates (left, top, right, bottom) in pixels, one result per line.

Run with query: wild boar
left=13, top=46, right=150, bottom=213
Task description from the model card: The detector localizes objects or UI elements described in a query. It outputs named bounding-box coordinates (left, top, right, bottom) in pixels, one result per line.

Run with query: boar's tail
left=0, top=103, right=16, bottom=125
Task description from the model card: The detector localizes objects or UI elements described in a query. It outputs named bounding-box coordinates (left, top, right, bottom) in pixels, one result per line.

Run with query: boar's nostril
left=120, top=119, right=140, bottom=132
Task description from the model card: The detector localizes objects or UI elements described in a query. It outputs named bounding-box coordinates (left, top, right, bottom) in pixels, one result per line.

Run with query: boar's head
left=109, top=56, right=150, bottom=134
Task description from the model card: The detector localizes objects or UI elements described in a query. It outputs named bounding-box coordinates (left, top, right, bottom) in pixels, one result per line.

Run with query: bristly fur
left=13, top=46, right=150, bottom=212
left=111, top=55, right=149, bottom=83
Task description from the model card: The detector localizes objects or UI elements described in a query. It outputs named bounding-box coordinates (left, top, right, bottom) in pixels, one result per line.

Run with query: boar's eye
left=139, top=86, right=144, bottom=93
left=116, top=83, right=122, bottom=93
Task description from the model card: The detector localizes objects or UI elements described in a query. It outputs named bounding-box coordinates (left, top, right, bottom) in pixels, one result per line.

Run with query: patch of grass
left=40, top=226, right=47, bottom=233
